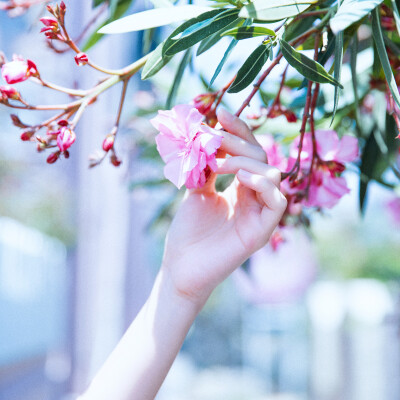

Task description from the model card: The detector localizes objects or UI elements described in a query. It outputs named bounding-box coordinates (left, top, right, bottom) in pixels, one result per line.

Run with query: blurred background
left=1, top=2, right=400, bottom=400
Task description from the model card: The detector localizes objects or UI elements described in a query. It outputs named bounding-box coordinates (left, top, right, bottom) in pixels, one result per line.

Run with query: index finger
left=217, top=108, right=261, bottom=147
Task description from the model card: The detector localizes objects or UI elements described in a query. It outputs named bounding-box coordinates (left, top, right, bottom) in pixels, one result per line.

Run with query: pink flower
left=257, top=134, right=288, bottom=171
left=305, top=168, right=350, bottom=208
left=151, top=104, right=222, bottom=189
left=288, top=130, right=359, bottom=209
left=56, top=127, right=76, bottom=152
left=1, top=58, right=38, bottom=84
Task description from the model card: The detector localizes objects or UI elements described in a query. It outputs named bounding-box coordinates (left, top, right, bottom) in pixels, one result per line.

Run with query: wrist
left=158, top=263, right=211, bottom=314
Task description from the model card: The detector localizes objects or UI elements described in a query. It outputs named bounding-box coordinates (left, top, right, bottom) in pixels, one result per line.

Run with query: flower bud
left=40, top=17, right=58, bottom=28
left=1, top=58, right=38, bottom=84
left=102, top=135, right=114, bottom=152
left=0, top=85, right=20, bottom=100
left=74, top=52, right=89, bottom=67
left=110, top=154, right=122, bottom=167
left=60, top=1, right=66, bottom=11
left=57, top=119, right=69, bottom=127
left=47, top=151, right=60, bottom=164
left=56, top=126, right=76, bottom=152
left=192, top=93, right=216, bottom=116
left=37, top=142, right=46, bottom=152
left=10, top=114, right=29, bottom=128
left=20, top=130, right=34, bottom=141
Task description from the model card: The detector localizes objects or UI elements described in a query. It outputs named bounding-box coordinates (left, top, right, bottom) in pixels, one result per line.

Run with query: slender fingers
left=236, top=169, right=287, bottom=213
left=216, top=156, right=281, bottom=188
left=217, top=108, right=260, bottom=146
left=220, top=130, right=267, bottom=163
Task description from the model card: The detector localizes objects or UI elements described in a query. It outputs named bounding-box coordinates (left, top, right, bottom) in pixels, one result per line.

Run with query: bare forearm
left=79, top=269, right=202, bottom=400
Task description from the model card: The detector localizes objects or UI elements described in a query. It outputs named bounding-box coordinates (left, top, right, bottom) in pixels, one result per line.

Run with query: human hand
left=161, top=109, right=287, bottom=306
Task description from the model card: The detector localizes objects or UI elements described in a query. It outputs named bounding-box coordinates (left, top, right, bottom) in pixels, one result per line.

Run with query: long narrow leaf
left=350, top=35, right=361, bottom=129
left=331, top=31, right=343, bottom=125
left=197, top=18, right=243, bottom=56
left=330, top=0, right=383, bottom=34
left=228, top=44, right=270, bottom=93
left=141, top=42, right=172, bottom=79
left=166, top=49, right=192, bottom=109
left=99, top=5, right=212, bottom=34
left=372, top=7, right=400, bottom=109
left=222, top=26, right=276, bottom=40
left=280, top=39, right=343, bottom=87
left=163, top=8, right=240, bottom=56
left=239, top=0, right=317, bottom=21
left=209, top=39, right=238, bottom=88
left=391, top=0, right=400, bottom=36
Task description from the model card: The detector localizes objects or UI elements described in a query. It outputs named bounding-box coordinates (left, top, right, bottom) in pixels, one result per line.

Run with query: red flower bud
left=40, top=17, right=58, bottom=27
left=60, top=1, right=66, bottom=11
left=74, top=52, right=89, bottom=67
left=20, top=130, right=34, bottom=141
left=102, top=135, right=114, bottom=152
left=0, top=85, right=20, bottom=100
left=47, top=151, right=60, bottom=164
left=110, top=154, right=122, bottom=167
left=283, top=109, right=297, bottom=123
left=192, top=93, right=216, bottom=116
left=58, top=119, right=69, bottom=126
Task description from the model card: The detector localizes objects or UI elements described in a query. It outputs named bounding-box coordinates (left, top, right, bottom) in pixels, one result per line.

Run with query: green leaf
left=330, top=0, right=383, bottom=34
left=98, top=5, right=212, bottom=34
left=280, top=39, right=343, bottom=87
left=239, top=0, right=317, bottom=21
left=82, top=0, right=132, bottom=51
left=141, top=41, right=172, bottom=80
left=283, top=15, right=315, bottom=42
left=350, top=35, right=362, bottom=132
left=372, top=7, right=400, bottom=110
left=228, top=43, right=271, bottom=93
left=166, top=49, right=192, bottom=109
left=330, top=31, right=344, bottom=125
left=208, top=18, right=252, bottom=86
left=391, top=0, right=400, bottom=35
left=359, top=128, right=381, bottom=214
left=163, top=8, right=240, bottom=56
left=209, top=39, right=238, bottom=87
left=222, top=25, right=276, bottom=40
left=196, top=18, right=243, bottom=56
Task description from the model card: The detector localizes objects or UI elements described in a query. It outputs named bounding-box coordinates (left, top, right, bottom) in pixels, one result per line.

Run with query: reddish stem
left=236, top=54, right=283, bottom=117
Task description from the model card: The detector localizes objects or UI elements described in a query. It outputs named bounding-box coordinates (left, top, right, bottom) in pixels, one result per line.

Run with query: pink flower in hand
left=151, top=104, right=222, bottom=189
left=56, top=127, right=76, bottom=152
left=1, top=58, right=38, bottom=84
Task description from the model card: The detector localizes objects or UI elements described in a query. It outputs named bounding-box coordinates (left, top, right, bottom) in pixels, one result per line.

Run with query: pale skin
left=78, top=108, right=287, bottom=400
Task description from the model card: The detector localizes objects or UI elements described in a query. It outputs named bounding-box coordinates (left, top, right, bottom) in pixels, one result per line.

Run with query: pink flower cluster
left=261, top=130, right=358, bottom=212
left=151, top=104, right=222, bottom=189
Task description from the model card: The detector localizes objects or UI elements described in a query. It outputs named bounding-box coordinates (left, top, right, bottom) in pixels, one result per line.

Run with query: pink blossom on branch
left=151, top=104, right=222, bottom=189
left=288, top=130, right=359, bottom=209
left=56, top=126, right=76, bottom=152
left=1, top=58, right=38, bottom=84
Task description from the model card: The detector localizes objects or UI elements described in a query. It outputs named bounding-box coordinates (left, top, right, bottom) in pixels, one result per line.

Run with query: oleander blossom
left=287, top=130, right=359, bottom=209
left=151, top=104, right=222, bottom=189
